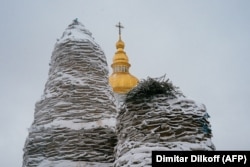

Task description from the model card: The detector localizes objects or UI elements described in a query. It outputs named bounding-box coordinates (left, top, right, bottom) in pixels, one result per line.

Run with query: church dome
left=109, top=23, right=139, bottom=94
left=109, top=73, right=138, bottom=94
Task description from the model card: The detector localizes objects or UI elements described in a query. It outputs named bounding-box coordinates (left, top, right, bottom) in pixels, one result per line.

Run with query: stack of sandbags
left=23, top=20, right=117, bottom=167
left=115, top=77, right=215, bottom=167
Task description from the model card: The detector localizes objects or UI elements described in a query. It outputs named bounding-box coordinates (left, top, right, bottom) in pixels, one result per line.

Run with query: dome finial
left=115, top=22, right=125, bottom=49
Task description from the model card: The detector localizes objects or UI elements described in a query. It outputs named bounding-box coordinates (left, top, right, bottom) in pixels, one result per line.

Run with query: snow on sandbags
left=114, top=77, right=215, bottom=167
left=23, top=20, right=117, bottom=167
left=23, top=20, right=216, bottom=167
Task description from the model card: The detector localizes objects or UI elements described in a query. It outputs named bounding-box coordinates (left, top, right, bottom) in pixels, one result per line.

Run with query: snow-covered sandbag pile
left=23, top=19, right=117, bottom=167
left=115, top=76, right=215, bottom=167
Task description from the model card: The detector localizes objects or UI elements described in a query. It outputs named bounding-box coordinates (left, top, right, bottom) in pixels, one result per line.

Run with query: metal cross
left=116, top=22, right=124, bottom=35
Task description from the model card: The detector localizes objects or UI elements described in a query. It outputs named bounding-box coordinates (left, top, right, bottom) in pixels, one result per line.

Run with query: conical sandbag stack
left=114, top=77, right=215, bottom=167
left=23, top=20, right=117, bottom=167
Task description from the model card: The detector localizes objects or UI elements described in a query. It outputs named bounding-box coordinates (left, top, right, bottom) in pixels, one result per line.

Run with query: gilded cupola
left=109, top=22, right=139, bottom=94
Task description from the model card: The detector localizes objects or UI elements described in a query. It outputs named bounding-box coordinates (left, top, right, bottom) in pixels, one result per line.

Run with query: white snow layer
left=57, top=19, right=97, bottom=45
left=29, top=117, right=116, bottom=132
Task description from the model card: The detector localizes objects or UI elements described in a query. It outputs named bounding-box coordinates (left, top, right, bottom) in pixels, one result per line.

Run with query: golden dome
left=109, top=73, right=138, bottom=94
left=109, top=23, right=139, bottom=94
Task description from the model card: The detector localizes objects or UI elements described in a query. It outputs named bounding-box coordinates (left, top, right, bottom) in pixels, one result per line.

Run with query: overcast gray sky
left=1, top=0, right=250, bottom=166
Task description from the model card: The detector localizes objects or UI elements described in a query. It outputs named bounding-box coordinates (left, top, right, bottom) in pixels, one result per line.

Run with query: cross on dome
left=116, top=22, right=124, bottom=36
